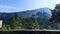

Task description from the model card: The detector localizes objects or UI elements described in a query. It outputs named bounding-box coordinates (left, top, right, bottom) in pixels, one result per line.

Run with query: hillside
left=0, top=8, right=52, bottom=24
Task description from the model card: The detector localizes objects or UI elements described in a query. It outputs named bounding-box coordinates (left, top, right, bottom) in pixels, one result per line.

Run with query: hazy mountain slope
left=0, top=8, right=52, bottom=24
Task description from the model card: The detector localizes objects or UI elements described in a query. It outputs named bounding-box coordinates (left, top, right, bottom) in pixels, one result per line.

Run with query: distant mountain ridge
left=0, top=8, right=52, bottom=24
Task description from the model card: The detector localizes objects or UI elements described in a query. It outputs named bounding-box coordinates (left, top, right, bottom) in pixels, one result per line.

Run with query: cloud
left=0, top=5, right=21, bottom=13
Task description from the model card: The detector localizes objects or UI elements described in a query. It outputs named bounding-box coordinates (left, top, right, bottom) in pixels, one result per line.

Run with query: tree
left=31, top=15, right=39, bottom=28
left=50, top=4, right=60, bottom=23
left=9, top=13, right=23, bottom=29
left=25, top=15, right=39, bottom=29
left=9, top=15, right=16, bottom=29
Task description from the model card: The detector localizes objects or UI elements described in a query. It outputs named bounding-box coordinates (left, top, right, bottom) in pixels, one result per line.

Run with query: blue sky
left=0, top=0, right=60, bottom=13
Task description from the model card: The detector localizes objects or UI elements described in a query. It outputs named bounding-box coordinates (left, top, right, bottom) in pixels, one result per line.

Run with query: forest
left=0, top=4, right=60, bottom=31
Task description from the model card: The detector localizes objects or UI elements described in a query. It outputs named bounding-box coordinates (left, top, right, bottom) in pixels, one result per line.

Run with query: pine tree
left=25, top=15, right=39, bottom=29
left=9, top=15, right=16, bottom=29
left=9, top=13, right=23, bottom=29
left=31, top=15, right=39, bottom=28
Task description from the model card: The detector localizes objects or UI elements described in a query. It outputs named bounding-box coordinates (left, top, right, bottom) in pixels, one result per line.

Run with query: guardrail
left=0, top=29, right=60, bottom=31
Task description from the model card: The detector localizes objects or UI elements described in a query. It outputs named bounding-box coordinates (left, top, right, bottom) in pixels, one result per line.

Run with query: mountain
left=0, top=8, right=52, bottom=24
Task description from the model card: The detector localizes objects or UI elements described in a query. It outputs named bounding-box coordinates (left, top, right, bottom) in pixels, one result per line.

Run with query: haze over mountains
left=0, top=8, right=52, bottom=24
left=0, top=7, right=59, bottom=29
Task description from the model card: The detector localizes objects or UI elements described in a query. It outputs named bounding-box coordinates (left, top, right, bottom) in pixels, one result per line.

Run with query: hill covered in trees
left=0, top=4, right=60, bottom=30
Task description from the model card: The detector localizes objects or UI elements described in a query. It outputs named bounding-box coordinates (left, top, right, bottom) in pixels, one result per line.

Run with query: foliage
left=1, top=10, right=59, bottom=30
left=0, top=24, right=10, bottom=31
left=9, top=13, right=23, bottom=29
left=50, top=4, right=60, bottom=23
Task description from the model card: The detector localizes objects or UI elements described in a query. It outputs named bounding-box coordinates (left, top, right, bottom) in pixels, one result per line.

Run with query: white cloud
left=0, top=5, right=21, bottom=13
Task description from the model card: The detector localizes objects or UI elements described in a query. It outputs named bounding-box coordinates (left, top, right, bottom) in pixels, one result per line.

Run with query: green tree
left=9, top=13, right=23, bottom=29
left=0, top=24, right=10, bottom=31
left=9, top=15, right=16, bottom=29
left=24, top=15, right=39, bottom=29
left=31, top=15, right=39, bottom=28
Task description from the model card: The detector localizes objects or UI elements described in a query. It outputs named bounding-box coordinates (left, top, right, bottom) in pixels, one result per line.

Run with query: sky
left=0, top=0, right=60, bottom=13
